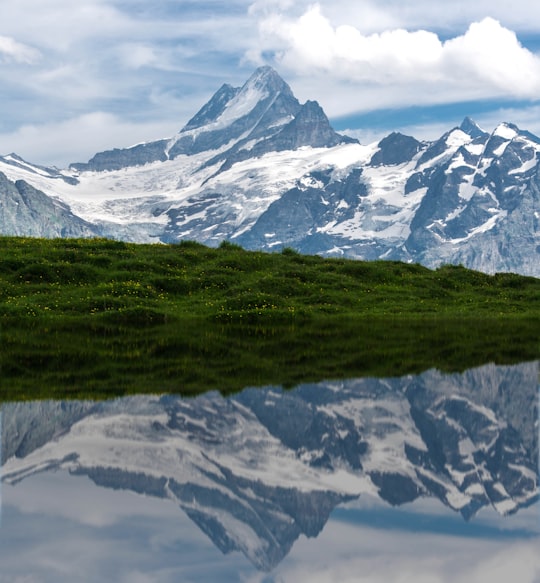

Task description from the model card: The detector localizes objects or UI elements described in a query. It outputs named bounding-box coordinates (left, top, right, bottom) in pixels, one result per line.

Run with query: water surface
left=1, top=361, right=538, bottom=582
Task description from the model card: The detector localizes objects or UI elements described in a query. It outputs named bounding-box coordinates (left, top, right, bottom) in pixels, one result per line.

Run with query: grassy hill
left=1, top=236, right=539, bottom=322
left=0, top=236, right=538, bottom=400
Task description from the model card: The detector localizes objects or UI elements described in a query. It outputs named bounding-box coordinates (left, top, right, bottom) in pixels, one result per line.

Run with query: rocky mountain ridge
left=0, top=66, right=539, bottom=276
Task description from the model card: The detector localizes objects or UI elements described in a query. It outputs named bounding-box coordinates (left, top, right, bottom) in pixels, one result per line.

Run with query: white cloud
left=268, top=516, right=540, bottom=583
left=0, top=112, right=179, bottom=168
left=117, top=43, right=160, bottom=70
left=0, top=1, right=132, bottom=52
left=441, top=18, right=540, bottom=96
left=298, top=0, right=540, bottom=35
left=0, top=35, right=41, bottom=64
left=253, top=5, right=540, bottom=109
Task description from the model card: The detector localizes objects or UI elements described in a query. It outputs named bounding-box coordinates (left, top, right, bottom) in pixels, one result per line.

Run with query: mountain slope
left=399, top=122, right=540, bottom=274
left=0, top=171, right=99, bottom=238
left=0, top=67, right=538, bottom=275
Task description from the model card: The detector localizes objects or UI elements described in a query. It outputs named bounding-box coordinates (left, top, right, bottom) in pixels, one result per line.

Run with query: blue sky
left=2, top=0, right=540, bottom=167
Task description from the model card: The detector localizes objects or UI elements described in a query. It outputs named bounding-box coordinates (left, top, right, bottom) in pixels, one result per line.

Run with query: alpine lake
left=0, top=316, right=538, bottom=583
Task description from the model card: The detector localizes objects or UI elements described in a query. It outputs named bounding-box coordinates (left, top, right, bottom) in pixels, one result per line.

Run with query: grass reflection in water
left=1, top=316, right=538, bottom=401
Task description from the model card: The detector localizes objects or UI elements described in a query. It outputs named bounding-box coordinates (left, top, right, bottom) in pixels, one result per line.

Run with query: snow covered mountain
left=0, top=66, right=539, bottom=276
left=2, top=362, right=538, bottom=571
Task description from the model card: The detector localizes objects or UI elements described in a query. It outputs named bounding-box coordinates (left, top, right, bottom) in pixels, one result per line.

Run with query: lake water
left=1, top=360, right=538, bottom=582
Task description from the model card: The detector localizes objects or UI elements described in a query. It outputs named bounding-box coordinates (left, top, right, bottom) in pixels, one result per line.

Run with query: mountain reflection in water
left=1, top=361, right=538, bottom=581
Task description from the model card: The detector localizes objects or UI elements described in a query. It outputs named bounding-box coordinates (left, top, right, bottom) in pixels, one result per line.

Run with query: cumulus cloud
left=366, top=0, right=540, bottom=34
left=256, top=0, right=540, bottom=35
left=254, top=4, right=540, bottom=106
left=0, top=35, right=41, bottom=64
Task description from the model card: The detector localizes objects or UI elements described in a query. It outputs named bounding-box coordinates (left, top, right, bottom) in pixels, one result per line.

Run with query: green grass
left=1, top=236, right=539, bottom=322
left=0, top=236, right=538, bottom=401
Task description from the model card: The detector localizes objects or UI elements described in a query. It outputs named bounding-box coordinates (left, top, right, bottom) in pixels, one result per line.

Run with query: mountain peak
left=459, top=117, right=487, bottom=139
left=176, top=68, right=293, bottom=140
left=370, top=132, right=422, bottom=166
left=492, top=122, right=519, bottom=140
left=239, top=66, right=296, bottom=104
left=276, top=99, right=355, bottom=149
left=245, top=66, right=288, bottom=89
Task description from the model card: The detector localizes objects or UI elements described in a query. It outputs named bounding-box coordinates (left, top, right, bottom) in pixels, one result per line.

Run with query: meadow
left=0, top=236, right=538, bottom=400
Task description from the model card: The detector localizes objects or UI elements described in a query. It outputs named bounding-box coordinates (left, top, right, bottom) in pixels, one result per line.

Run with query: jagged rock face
left=182, top=83, right=241, bottom=131
left=234, top=169, right=388, bottom=258
left=0, top=172, right=99, bottom=238
left=370, top=132, right=423, bottom=166
left=460, top=116, right=489, bottom=140
left=2, top=362, right=538, bottom=571
left=210, top=99, right=355, bottom=175
left=276, top=100, right=354, bottom=150
left=70, top=140, right=169, bottom=173
left=0, top=67, right=539, bottom=276
left=400, top=124, right=540, bottom=274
